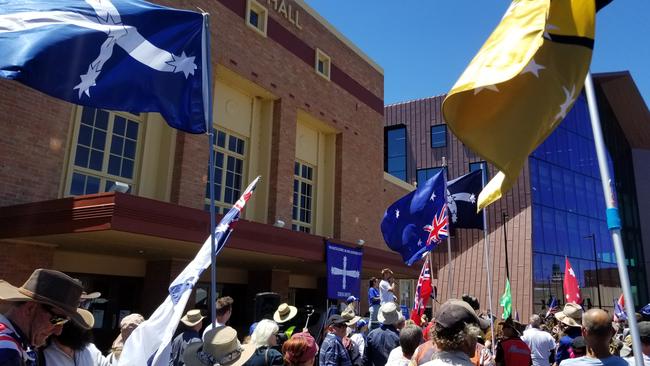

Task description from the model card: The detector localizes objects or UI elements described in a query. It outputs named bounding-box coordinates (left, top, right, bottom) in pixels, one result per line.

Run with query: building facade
left=0, top=0, right=417, bottom=350
left=384, top=72, right=650, bottom=319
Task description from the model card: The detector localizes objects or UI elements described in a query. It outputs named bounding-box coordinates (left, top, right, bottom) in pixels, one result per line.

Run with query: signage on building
left=327, top=241, right=362, bottom=300
left=267, top=0, right=302, bottom=29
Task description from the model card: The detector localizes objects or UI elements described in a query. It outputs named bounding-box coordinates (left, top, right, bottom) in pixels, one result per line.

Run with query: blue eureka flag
left=381, top=170, right=449, bottom=266
left=0, top=0, right=206, bottom=133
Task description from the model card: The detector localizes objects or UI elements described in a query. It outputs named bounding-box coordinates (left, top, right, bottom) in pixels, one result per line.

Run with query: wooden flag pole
left=584, top=72, right=644, bottom=366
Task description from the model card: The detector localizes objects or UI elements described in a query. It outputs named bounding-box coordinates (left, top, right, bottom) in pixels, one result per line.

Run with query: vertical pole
left=584, top=72, right=643, bottom=366
left=481, top=168, right=496, bottom=353
left=441, top=161, right=453, bottom=300
left=201, top=13, right=217, bottom=327
left=586, top=234, right=603, bottom=308
left=502, top=212, right=511, bottom=280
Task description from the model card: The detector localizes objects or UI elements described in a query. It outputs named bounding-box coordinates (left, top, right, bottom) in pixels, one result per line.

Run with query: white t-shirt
left=626, top=354, right=650, bottom=366
left=379, top=280, right=394, bottom=304
left=44, top=342, right=110, bottom=366
left=386, top=347, right=410, bottom=366
left=521, top=327, right=556, bottom=366
left=560, top=355, right=630, bottom=366
left=350, top=333, right=366, bottom=357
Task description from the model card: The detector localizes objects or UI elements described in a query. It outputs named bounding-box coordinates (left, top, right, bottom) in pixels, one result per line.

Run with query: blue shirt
left=560, top=355, right=629, bottom=366
left=319, top=333, right=352, bottom=366
left=557, top=327, right=583, bottom=365
left=363, top=325, right=400, bottom=366
left=368, top=287, right=380, bottom=305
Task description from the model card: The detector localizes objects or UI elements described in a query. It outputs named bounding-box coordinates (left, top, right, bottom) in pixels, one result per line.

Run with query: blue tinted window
left=249, top=10, right=259, bottom=27
left=469, top=161, right=488, bottom=186
left=430, top=125, right=447, bottom=148
left=417, top=167, right=444, bottom=188
left=385, top=126, right=407, bottom=181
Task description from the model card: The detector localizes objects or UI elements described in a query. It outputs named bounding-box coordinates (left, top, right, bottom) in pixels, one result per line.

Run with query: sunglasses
left=42, top=305, right=69, bottom=326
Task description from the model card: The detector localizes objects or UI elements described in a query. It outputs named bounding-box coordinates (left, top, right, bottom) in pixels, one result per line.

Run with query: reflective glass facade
left=385, top=125, right=407, bottom=181
left=530, top=94, right=647, bottom=313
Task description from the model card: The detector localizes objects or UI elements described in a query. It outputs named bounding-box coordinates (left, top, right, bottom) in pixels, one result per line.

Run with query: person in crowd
left=560, top=309, right=628, bottom=366
left=350, top=319, right=368, bottom=360
left=243, top=319, right=283, bottom=366
left=108, top=312, right=144, bottom=364
left=341, top=309, right=363, bottom=366
left=319, top=315, right=352, bottom=366
left=363, top=302, right=401, bottom=366
left=495, top=318, right=531, bottom=366
left=422, top=299, right=485, bottom=366
left=522, top=314, right=556, bottom=366
left=480, top=340, right=496, bottom=366
left=555, top=303, right=584, bottom=365
left=282, top=332, right=319, bottom=366
left=386, top=325, right=423, bottom=366
left=0, top=269, right=93, bottom=366
left=460, top=294, right=490, bottom=366
left=379, top=269, right=396, bottom=305
left=412, top=323, right=439, bottom=366
left=345, top=296, right=359, bottom=315
left=41, top=320, right=108, bottom=366
left=274, top=303, right=299, bottom=345
left=183, top=326, right=255, bottom=366
left=368, top=278, right=381, bottom=329
left=203, top=296, right=234, bottom=337
left=625, top=321, right=650, bottom=365
left=170, top=309, right=205, bottom=366
left=571, top=336, right=587, bottom=358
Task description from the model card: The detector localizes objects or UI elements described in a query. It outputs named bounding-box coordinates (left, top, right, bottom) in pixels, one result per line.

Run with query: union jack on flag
left=410, top=258, right=433, bottom=325
left=424, top=203, right=449, bottom=247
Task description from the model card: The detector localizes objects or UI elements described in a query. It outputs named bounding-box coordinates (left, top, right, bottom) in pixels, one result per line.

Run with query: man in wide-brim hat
left=184, top=326, right=254, bottom=366
left=365, top=302, right=402, bottom=366
left=0, top=269, right=94, bottom=365
left=554, top=303, right=583, bottom=365
left=171, top=309, right=205, bottom=366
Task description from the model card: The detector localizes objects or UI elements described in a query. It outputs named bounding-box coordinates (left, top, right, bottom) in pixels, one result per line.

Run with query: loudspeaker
left=254, top=292, right=280, bottom=321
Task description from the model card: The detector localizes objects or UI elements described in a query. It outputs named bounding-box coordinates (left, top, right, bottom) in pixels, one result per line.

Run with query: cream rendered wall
left=138, top=113, right=176, bottom=201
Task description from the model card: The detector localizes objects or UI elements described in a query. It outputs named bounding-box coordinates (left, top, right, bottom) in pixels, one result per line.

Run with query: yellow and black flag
left=443, top=0, right=608, bottom=210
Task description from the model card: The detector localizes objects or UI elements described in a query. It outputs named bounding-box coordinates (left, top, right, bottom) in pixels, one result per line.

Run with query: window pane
left=78, top=125, right=92, bottom=146
left=250, top=10, right=259, bottom=27
left=121, top=159, right=134, bottom=179
left=217, top=131, right=226, bottom=148
left=71, top=173, right=86, bottom=195
left=431, top=125, right=447, bottom=148
left=89, top=150, right=103, bottom=171
left=86, top=175, right=100, bottom=194
left=75, top=146, right=89, bottom=168
left=95, top=110, right=109, bottom=130
left=124, top=140, right=136, bottom=159
left=111, top=136, right=124, bottom=155
left=81, top=107, right=95, bottom=126
left=113, top=116, right=126, bottom=135
left=126, top=121, right=139, bottom=140
left=108, top=155, right=121, bottom=176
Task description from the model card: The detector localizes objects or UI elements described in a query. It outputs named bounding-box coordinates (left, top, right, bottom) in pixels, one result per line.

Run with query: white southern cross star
left=395, top=209, right=400, bottom=219
left=554, top=85, right=577, bottom=122
left=430, top=191, right=436, bottom=201
left=543, top=23, right=559, bottom=40
left=469, top=194, right=476, bottom=204
left=474, top=84, right=499, bottom=95
left=417, top=239, right=423, bottom=247
left=165, top=51, right=197, bottom=78
left=521, top=58, right=545, bottom=78
left=568, top=267, right=576, bottom=277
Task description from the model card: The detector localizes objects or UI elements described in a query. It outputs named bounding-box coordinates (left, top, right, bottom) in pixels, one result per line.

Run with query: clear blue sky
left=305, top=0, right=650, bottom=106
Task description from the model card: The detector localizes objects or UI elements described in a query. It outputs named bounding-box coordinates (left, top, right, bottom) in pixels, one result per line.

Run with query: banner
left=326, top=242, right=362, bottom=300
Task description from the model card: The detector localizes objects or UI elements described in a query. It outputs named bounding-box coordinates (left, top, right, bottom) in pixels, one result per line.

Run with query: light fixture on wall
left=357, top=239, right=365, bottom=246
left=273, top=219, right=285, bottom=228
left=108, top=181, right=130, bottom=193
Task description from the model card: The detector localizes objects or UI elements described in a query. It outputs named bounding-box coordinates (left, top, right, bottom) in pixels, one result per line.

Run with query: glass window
left=538, top=162, right=553, bottom=205
left=292, top=161, right=315, bottom=233
left=469, top=161, right=488, bottom=186
left=555, top=210, right=568, bottom=255
left=542, top=207, right=556, bottom=254
left=417, top=167, right=444, bottom=188
left=68, top=107, right=140, bottom=196
left=567, top=213, right=580, bottom=258
left=563, top=171, right=577, bottom=213
left=430, top=125, right=447, bottom=148
left=532, top=205, right=544, bottom=252
left=246, top=0, right=268, bottom=36
left=385, top=126, right=407, bottom=181
left=551, top=168, right=565, bottom=211
left=205, top=129, right=246, bottom=214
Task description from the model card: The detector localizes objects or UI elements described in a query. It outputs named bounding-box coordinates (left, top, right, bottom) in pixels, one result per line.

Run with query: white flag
left=118, top=177, right=259, bottom=366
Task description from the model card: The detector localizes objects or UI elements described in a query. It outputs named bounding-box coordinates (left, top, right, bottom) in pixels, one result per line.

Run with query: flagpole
left=442, top=159, right=453, bottom=300
left=201, top=12, right=217, bottom=327
left=584, top=72, right=643, bottom=366
left=480, top=169, right=496, bottom=353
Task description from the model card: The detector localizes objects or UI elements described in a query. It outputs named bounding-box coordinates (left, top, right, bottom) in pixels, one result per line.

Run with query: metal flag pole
left=501, top=212, right=510, bottom=280
left=201, top=12, right=217, bottom=327
left=428, top=252, right=435, bottom=315
left=584, top=72, right=644, bottom=366
left=480, top=168, right=496, bottom=353
left=442, top=158, right=453, bottom=300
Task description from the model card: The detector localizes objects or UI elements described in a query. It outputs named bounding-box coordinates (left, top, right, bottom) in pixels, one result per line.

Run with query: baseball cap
left=346, top=296, right=358, bottom=304
left=436, top=299, right=490, bottom=330
left=327, top=314, right=347, bottom=327
left=572, top=336, right=586, bottom=349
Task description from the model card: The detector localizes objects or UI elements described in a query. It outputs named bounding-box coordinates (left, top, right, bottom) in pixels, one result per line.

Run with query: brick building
left=384, top=71, right=650, bottom=320
left=0, top=0, right=417, bottom=349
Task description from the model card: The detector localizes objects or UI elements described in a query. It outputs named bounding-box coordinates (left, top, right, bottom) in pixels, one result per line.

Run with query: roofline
left=294, top=0, right=383, bottom=75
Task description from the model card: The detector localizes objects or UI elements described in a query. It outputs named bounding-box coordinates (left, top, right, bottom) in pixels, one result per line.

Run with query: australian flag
left=447, top=170, right=484, bottom=230
left=545, top=296, right=559, bottom=318
left=0, top=0, right=206, bottom=133
left=381, top=170, right=448, bottom=266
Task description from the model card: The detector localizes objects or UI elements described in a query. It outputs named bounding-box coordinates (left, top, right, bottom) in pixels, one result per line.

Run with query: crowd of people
left=2, top=268, right=650, bottom=366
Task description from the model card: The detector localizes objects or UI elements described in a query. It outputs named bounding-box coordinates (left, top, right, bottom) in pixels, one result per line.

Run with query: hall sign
left=267, top=0, right=302, bottom=29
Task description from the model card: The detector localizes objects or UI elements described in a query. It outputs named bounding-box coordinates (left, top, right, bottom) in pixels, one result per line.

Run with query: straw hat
left=341, top=308, right=361, bottom=327
left=184, top=326, right=254, bottom=366
left=377, top=302, right=400, bottom=325
left=555, top=303, right=583, bottom=327
left=273, top=303, right=298, bottom=323
left=0, top=269, right=94, bottom=329
left=181, top=309, right=205, bottom=327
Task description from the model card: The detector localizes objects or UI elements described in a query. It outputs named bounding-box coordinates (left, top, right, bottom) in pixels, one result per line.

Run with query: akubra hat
left=0, top=269, right=94, bottom=329
left=181, top=309, right=205, bottom=327
left=184, top=326, right=254, bottom=366
left=341, top=308, right=361, bottom=327
left=273, top=303, right=298, bottom=324
left=555, top=303, right=583, bottom=327
left=378, top=302, right=400, bottom=325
